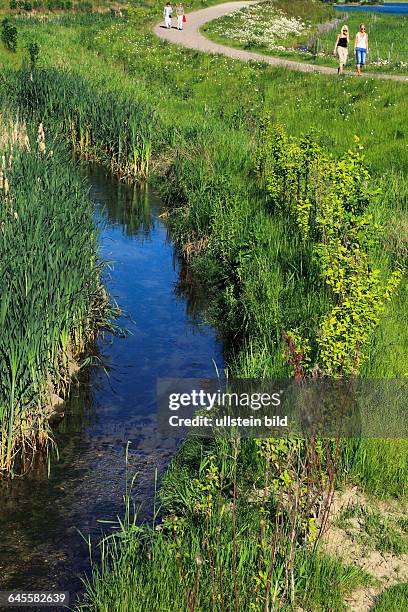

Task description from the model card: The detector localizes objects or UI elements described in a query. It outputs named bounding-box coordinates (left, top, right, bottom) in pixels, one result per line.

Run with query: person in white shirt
left=354, top=23, right=369, bottom=76
left=163, top=2, right=173, bottom=29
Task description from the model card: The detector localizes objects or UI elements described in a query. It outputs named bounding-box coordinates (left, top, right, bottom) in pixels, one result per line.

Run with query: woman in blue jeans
left=354, top=23, right=369, bottom=76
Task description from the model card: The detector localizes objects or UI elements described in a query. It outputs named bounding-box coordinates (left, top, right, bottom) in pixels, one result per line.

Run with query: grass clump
left=79, top=437, right=370, bottom=611
left=0, top=0, right=406, bottom=605
left=372, top=583, right=408, bottom=611
left=341, top=438, right=408, bottom=499
left=336, top=502, right=408, bottom=554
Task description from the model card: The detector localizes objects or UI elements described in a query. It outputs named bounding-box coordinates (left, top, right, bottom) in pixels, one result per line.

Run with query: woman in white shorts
left=333, top=25, right=350, bottom=75
left=163, top=2, right=173, bottom=29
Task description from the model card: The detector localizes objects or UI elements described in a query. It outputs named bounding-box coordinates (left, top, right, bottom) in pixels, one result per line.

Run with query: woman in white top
left=163, top=2, right=173, bottom=29
left=354, top=23, right=369, bottom=76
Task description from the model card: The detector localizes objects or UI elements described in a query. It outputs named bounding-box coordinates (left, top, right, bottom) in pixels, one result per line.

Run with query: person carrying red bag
left=176, top=3, right=185, bottom=30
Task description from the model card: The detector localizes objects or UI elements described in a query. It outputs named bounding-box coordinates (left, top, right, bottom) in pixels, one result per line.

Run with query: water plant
left=15, top=67, right=156, bottom=180
left=0, top=1, right=406, bottom=605
left=0, top=114, right=108, bottom=474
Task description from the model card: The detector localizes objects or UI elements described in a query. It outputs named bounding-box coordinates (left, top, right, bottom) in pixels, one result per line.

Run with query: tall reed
left=15, top=67, right=157, bottom=180
left=0, top=113, right=108, bottom=474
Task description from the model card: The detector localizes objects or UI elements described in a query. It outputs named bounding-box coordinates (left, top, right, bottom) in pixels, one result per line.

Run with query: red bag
left=183, top=14, right=186, bottom=22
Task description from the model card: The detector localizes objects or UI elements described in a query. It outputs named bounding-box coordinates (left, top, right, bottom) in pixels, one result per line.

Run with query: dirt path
left=324, top=487, right=408, bottom=611
left=153, top=1, right=408, bottom=82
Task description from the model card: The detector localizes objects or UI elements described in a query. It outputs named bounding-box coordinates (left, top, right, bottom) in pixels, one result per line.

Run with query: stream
left=0, top=164, right=223, bottom=609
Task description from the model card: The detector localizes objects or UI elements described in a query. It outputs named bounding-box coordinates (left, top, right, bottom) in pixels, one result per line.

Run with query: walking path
left=154, top=1, right=408, bottom=82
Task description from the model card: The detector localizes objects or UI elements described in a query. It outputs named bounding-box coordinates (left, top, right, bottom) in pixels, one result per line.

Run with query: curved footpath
left=154, top=1, right=408, bottom=82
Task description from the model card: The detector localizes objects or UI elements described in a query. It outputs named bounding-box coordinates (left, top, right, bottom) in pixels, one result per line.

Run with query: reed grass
left=13, top=67, right=156, bottom=180
left=0, top=113, right=108, bottom=474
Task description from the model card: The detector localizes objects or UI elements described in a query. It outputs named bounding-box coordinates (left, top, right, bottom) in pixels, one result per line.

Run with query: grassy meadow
left=0, top=0, right=407, bottom=608
left=204, top=0, right=408, bottom=74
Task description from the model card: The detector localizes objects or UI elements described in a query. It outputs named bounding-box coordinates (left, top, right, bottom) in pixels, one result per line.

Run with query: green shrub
left=1, top=19, right=18, bottom=53
left=26, top=41, right=40, bottom=68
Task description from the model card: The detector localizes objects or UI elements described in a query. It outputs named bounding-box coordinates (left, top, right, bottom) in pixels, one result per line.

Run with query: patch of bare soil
left=323, top=486, right=408, bottom=611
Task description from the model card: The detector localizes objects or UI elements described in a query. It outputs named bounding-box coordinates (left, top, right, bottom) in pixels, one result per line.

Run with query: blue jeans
left=356, top=47, right=367, bottom=66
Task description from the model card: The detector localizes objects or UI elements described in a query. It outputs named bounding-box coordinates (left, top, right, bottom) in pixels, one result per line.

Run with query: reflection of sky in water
left=335, top=3, right=408, bottom=14
left=0, top=164, right=223, bottom=604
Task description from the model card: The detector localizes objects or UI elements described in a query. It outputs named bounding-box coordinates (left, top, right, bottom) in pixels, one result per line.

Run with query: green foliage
left=9, top=0, right=85, bottom=11
left=341, top=438, right=408, bottom=499
left=1, top=18, right=18, bottom=53
left=79, top=434, right=366, bottom=611
left=258, top=118, right=404, bottom=377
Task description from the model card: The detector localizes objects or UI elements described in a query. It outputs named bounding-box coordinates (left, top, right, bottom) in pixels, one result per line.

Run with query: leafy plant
left=1, top=18, right=18, bottom=53
left=26, top=41, right=40, bottom=69
left=257, top=117, right=404, bottom=377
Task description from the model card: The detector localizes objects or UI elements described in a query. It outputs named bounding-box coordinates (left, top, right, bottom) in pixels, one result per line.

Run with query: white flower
left=209, top=4, right=309, bottom=51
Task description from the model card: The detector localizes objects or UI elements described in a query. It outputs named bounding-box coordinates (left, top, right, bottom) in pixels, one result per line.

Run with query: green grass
left=78, top=439, right=372, bottom=612
left=203, top=0, right=408, bottom=74
left=341, top=439, right=408, bottom=499
left=0, top=0, right=406, bottom=495
left=202, top=0, right=336, bottom=55
left=372, top=583, right=408, bottom=611
left=80, top=534, right=370, bottom=611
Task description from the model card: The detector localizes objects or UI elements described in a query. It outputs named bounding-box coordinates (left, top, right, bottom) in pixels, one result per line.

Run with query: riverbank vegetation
left=204, top=0, right=408, bottom=73
left=0, top=0, right=407, bottom=607
left=0, top=110, right=110, bottom=474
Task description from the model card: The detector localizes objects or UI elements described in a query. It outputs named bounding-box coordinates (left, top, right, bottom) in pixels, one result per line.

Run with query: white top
left=163, top=5, right=172, bottom=17
left=356, top=32, right=367, bottom=49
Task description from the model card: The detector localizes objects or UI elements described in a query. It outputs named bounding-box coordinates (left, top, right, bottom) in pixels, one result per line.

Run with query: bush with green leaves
left=1, top=19, right=18, bottom=53
left=26, top=41, right=40, bottom=68
left=257, top=117, right=404, bottom=378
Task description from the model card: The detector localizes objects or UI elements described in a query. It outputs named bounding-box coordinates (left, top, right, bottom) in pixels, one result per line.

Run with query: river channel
left=0, top=164, right=224, bottom=609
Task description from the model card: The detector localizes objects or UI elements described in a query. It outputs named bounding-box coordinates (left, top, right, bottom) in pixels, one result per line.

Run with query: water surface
left=0, top=164, right=223, bottom=608
left=335, top=2, right=408, bottom=14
